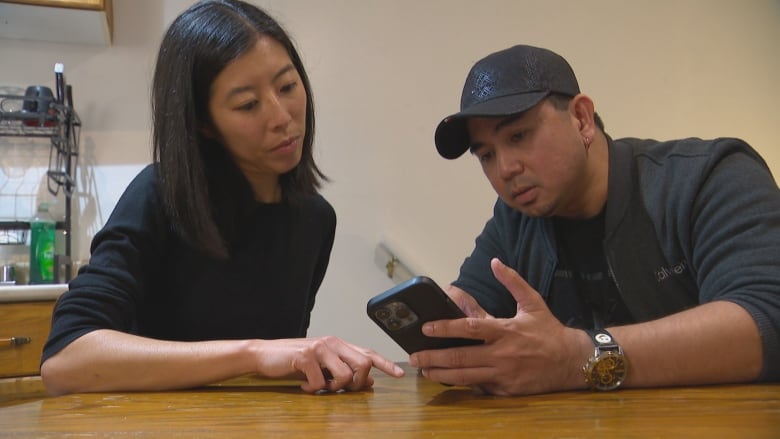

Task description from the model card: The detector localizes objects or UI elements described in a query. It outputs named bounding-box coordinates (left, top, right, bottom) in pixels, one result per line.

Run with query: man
left=409, top=45, right=780, bottom=395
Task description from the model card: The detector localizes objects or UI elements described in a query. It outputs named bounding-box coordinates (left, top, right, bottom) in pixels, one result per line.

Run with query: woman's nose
left=265, top=93, right=293, bottom=129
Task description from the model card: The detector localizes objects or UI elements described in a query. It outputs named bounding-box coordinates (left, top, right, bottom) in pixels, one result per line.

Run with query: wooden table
left=1, top=363, right=778, bottom=438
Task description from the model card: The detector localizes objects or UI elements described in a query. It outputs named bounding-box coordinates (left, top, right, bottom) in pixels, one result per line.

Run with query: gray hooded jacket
left=453, top=137, right=780, bottom=381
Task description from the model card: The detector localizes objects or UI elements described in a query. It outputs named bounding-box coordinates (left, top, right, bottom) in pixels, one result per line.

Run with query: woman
left=40, top=0, right=403, bottom=395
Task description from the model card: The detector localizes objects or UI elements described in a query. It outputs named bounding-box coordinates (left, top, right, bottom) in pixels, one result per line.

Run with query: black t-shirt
left=42, top=165, right=336, bottom=363
left=550, top=210, right=632, bottom=329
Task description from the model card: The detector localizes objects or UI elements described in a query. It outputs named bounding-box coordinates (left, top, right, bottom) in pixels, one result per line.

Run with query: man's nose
left=497, top=149, right=523, bottom=180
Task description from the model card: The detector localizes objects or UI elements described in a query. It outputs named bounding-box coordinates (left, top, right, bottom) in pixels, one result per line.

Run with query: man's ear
left=571, top=94, right=596, bottom=138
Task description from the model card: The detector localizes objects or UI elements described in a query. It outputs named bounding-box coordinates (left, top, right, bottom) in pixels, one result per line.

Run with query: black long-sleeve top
left=42, top=165, right=336, bottom=362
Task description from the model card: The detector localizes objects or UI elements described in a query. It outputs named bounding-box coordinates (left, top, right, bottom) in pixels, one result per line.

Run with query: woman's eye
left=280, top=81, right=298, bottom=93
left=236, top=101, right=258, bottom=111
left=510, top=131, right=525, bottom=142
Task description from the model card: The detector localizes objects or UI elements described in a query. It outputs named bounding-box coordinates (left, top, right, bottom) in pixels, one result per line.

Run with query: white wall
left=1, top=0, right=778, bottom=360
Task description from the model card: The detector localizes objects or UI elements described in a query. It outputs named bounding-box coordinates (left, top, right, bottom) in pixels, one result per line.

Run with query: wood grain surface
left=0, top=363, right=778, bottom=438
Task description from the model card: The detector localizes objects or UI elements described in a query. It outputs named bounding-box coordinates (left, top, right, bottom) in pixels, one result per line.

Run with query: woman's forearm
left=41, top=329, right=258, bottom=395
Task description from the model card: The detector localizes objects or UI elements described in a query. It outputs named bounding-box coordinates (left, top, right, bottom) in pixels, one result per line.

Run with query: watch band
left=586, top=328, right=618, bottom=349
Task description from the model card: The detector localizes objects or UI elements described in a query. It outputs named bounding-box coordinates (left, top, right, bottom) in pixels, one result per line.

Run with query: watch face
left=585, top=351, right=627, bottom=391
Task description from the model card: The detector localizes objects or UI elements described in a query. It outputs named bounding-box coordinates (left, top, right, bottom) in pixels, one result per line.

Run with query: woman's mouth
left=272, top=136, right=299, bottom=153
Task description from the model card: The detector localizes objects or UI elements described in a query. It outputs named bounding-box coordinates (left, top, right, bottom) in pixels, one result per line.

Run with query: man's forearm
left=607, top=301, right=762, bottom=388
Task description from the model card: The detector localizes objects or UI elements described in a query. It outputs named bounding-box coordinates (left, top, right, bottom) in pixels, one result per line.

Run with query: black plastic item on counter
left=20, top=85, right=56, bottom=127
left=21, top=85, right=54, bottom=113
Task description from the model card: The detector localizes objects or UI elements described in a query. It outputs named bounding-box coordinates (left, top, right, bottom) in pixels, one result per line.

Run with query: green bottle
left=30, top=202, right=56, bottom=284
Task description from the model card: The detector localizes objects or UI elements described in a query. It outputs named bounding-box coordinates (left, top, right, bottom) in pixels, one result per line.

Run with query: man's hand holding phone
left=408, top=258, right=591, bottom=396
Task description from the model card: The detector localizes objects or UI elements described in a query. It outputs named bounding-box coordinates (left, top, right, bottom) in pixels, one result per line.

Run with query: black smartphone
left=367, top=276, right=483, bottom=354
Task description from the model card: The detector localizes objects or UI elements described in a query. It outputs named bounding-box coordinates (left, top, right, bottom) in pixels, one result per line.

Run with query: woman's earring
left=583, top=136, right=591, bottom=150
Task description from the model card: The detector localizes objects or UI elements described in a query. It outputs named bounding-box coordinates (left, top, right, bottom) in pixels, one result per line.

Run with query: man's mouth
left=511, top=185, right=537, bottom=205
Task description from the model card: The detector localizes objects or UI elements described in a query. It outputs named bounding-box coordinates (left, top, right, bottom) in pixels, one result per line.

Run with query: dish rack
left=0, top=83, right=80, bottom=280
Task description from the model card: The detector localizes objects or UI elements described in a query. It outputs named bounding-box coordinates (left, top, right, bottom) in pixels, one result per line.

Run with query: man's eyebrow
left=494, top=112, right=526, bottom=132
left=468, top=112, right=528, bottom=154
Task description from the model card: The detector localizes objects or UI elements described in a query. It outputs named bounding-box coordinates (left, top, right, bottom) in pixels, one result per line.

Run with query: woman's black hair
left=151, top=0, right=326, bottom=259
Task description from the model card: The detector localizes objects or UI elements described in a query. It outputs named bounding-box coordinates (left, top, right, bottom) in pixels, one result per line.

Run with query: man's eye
left=478, top=151, right=494, bottom=163
left=510, top=131, right=525, bottom=142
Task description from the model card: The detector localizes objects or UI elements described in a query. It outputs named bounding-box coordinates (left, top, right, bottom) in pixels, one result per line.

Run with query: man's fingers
left=445, top=285, right=491, bottom=318
left=490, top=258, right=544, bottom=314
left=419, top=365, right=495, bottom=388
left=421, top=315, right=491, bottom=343
left=409, top=340, right=486, bottom=369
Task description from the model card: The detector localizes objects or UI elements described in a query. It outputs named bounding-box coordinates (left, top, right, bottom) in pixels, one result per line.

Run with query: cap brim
left=434, top=91, right=550, bottom=159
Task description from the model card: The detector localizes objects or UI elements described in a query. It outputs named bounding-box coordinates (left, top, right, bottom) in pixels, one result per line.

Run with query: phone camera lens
left=395, top=306, right=410, bottom=319
left=387, top=318, right=402, bottom=331
left=375, top=308, right=391, bottom=320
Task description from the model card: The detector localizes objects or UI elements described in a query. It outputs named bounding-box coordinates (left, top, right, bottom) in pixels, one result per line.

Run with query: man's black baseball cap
left=434, top=45, right=580, bottom=159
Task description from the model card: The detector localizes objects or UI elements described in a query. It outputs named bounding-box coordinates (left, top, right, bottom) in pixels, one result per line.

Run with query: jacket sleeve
left=686, top=139, right=780, bottom=381
left=452, top=199, right=521, bottom=318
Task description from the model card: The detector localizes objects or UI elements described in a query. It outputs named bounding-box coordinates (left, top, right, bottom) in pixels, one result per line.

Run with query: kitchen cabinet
left=0, top=0, right=113, bottom=46
left=4, top=0, right=107, bottom=8
left=0, top=299, right=55, bottom=401
left=0, top=300, right=54, bottom=378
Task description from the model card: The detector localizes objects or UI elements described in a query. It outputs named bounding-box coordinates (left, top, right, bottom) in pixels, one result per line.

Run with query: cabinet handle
left=0, top=337, right=32, bottom=348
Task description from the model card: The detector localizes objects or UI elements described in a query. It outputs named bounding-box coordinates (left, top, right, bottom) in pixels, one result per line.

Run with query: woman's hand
left=253, top=336, right=405, bottom=393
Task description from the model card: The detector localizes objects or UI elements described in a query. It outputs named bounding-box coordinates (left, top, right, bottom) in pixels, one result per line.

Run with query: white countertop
left=0, top=284, right=68, bottom=303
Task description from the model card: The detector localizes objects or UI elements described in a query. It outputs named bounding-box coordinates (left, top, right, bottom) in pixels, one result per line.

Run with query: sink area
left=0, top=284, right=67, bottom=303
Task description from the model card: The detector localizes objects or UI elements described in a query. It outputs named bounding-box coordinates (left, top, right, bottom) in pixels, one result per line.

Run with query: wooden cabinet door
left=0, top=301, right=55, bottom=378
left=0, top=0, right=113, bottom=45
left=0, top=1, right=107, bottom=11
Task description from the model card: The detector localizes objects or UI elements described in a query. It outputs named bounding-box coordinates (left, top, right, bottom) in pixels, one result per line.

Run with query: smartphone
left=367, top=276, right=483, bottom=354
